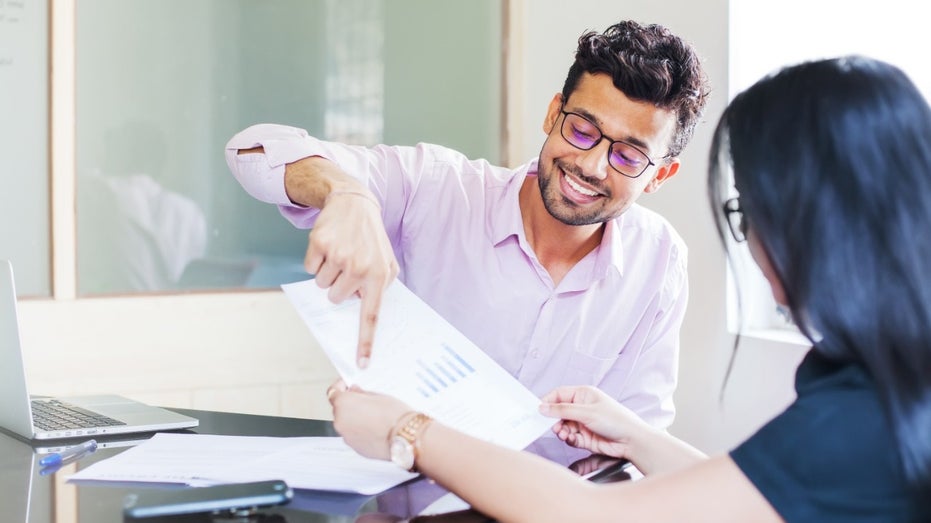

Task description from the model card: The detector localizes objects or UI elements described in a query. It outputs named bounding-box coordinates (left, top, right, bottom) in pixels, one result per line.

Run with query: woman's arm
left=329, top=385, right=782, bottom=523
left=416, top=422, right=780, bottom=523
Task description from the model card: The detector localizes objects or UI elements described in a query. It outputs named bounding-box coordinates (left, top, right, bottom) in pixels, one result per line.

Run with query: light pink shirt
left=226, top=124, right=688, bottom=428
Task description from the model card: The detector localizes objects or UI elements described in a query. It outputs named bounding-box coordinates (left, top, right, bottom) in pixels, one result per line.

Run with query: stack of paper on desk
left=70, top=433, right=415, bottom=494
left=281, top=279, right=554, bottom=448
left=70, top=280, right=552, bottom=495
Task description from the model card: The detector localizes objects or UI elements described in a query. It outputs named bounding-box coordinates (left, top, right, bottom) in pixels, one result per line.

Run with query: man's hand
left=242, top=148, right=399, bottom=368
left=305, top=188, right=399, bottom=368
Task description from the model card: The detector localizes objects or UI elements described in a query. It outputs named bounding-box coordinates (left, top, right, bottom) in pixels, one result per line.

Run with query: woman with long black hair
left=329, top=56, right=931, bottom=522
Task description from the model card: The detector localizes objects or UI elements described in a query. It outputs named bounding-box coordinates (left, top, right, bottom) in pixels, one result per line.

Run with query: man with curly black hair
left=226, top=20, right=709, bottom=428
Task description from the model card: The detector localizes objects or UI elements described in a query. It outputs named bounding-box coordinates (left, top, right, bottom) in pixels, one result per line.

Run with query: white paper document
left=69, top=433, right=416, bottom=495
left=281, top=279, right=554, bottom=448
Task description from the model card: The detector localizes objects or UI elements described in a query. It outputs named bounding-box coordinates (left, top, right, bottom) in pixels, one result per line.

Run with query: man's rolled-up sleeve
left=224, top=123, right=325, bottom=205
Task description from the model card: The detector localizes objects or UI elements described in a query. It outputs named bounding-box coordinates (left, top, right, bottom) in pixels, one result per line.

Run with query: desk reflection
left=2, top=410, right=632, bottom=523
left=357, top=509, right=492, bottom=523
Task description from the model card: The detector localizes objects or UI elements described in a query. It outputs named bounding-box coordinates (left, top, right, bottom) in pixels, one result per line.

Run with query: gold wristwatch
left=389, top=412, right=433, bottom=472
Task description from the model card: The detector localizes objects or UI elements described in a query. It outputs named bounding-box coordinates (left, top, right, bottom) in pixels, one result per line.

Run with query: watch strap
left=393, top=412, right=433, bottom=472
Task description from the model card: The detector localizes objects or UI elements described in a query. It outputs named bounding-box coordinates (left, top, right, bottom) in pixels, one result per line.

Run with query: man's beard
left=537, top=158, right=616, bottom=226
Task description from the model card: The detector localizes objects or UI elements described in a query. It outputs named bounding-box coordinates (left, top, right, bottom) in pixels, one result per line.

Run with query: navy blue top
left=730, top=350, right=924, bottom=522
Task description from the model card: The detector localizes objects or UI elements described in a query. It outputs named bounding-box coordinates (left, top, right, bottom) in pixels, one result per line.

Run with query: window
left=729, top=0, right=931, bottom=333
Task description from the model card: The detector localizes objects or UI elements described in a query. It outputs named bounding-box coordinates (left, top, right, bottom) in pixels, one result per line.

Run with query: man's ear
left=644, top=159, right=681, bottom=193
left=542, top=94, right=563, bottom=135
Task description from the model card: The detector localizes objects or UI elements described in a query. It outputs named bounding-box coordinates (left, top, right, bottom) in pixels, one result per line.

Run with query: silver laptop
left=0, top=259, right=198, bottom=441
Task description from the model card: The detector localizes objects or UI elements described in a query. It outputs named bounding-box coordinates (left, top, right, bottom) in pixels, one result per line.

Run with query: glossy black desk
left=1, top=408, right=631, bottom=522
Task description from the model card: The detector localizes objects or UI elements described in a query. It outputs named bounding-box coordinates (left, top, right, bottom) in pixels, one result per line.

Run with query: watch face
left=390, top=435, right=415, bottom=470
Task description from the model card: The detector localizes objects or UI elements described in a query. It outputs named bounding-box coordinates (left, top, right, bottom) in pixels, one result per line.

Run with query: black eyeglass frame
left=558, top=106, right=668, bottom=179
left=723, top=197, right=747, bottom=243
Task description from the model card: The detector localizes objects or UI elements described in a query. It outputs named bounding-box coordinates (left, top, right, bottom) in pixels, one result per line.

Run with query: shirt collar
left=488, top=159, right=535, bottom=246
left=597, top=216, right=625, bottom=278
left=489, top=158, right=626, bottom=280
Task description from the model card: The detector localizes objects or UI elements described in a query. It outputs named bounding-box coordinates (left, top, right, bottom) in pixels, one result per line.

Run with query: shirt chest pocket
left=564, top=350, right=617, bottom=386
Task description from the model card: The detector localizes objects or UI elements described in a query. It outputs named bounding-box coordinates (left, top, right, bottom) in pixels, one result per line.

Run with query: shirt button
left=530, top=350, right=541, bottom=359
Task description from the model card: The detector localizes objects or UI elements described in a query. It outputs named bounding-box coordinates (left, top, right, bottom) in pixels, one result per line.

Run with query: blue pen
left=39, top=439, right=98, bottom=467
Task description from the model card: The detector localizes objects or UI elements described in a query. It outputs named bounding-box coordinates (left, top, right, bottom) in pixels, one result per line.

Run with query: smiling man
left=225, top=20, right=709, bottom=428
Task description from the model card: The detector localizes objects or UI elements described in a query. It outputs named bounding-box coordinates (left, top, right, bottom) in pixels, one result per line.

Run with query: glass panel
left=76, top=0, right=502, bottom=295
left=0, top=0, right=51, bottom=297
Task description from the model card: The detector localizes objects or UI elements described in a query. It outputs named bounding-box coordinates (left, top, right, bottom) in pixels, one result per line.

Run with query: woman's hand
left=327, top=379, right=412, bottom=461
left=539, top=385, right=653, bottom=460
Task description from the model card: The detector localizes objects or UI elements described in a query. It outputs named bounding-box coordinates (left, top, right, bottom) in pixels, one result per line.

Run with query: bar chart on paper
left=414, top=344, right=476, bottom=398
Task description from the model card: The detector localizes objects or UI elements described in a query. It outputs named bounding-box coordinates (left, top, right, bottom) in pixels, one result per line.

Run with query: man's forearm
left=237, top=146, right=370, bottom=209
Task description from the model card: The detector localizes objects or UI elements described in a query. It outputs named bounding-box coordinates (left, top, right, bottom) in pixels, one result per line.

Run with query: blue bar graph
left=414, top=344, right=476, bottom=397
left=443, top=344, right=475, bottom=372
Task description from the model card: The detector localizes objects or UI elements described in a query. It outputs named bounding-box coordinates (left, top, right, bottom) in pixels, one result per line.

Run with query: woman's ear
left=747, top=233, right=789, bottom=306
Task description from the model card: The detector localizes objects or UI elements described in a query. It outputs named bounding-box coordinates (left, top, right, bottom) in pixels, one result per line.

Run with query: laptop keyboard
left=31, top=399, right=126, bottom=431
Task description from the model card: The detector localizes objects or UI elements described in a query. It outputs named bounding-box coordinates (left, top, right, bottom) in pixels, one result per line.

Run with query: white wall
left=20, top=0, right=808, bottom=454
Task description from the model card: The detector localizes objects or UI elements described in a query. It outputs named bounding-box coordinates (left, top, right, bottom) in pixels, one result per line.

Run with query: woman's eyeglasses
left=723, top=197, right=747, bottom=242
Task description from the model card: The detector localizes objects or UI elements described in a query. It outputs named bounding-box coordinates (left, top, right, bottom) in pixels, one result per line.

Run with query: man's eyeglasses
left=723, top=198, right=747, bottom=242
left=559, top=108, right=664, bottom=178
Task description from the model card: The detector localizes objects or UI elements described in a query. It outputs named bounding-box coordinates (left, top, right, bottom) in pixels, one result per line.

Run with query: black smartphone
left=123, top=480, right=293, bottom=519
